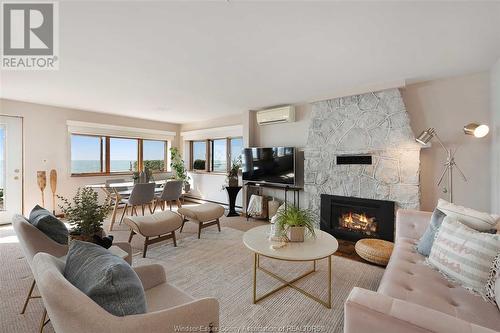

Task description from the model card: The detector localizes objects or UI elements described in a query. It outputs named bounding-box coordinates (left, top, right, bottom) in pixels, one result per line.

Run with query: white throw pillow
left=428, top=216, right=500, bottom=300
left=437, top=199, right=500, bottom=232
left=486, top=253, right=500, bottom=305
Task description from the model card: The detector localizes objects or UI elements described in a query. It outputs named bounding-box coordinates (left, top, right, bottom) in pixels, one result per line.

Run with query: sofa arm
left=345, top=288, right=496, bottom=333
left=133, top=264, right=166, bottom=290
left=395, top=209, right=432, bottom=241
left=113, top=242, right=133, bottom=265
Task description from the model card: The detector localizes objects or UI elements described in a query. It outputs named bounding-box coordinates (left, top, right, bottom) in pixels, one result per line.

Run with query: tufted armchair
left=344, top=209, right=500, bottom=333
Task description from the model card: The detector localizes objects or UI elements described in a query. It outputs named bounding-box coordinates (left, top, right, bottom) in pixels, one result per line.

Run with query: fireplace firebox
left=320, top=194, right=395, bottom=242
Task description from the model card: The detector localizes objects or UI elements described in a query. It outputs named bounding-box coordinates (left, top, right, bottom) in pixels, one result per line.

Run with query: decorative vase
left=184, top=183, right=191, bottom=193
left=287, top=226, right=305, bottom=242
left=228, top=177, right=238, bottom=187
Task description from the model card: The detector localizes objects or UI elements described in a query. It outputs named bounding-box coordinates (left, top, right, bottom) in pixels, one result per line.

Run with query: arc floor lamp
left=415, top=123, right=489, bottom=203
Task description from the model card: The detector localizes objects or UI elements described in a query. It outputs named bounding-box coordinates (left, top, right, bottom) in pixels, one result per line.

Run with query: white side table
left=243, top=225, right=338, bottom=308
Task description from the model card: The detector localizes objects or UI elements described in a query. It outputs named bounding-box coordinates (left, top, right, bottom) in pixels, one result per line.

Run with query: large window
left=70, top=134, right=168, bottom=175
left=143, top=140, right=167, bottom=172
left=192, top=141, right=207, bottom=170
left=190, top=137, right=243, bottom=173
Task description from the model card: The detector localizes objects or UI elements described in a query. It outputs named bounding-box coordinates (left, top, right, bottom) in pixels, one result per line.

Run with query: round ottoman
left=355, top=238, right=394, bottom=266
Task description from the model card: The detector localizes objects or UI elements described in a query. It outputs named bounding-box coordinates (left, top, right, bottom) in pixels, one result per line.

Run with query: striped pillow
left=428, top=216, right=500, bottom=299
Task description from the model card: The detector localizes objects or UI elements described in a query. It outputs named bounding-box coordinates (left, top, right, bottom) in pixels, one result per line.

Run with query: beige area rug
left=0, top=222, right=384, bottom=333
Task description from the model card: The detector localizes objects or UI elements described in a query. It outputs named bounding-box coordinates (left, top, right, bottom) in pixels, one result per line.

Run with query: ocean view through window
left=70, top=134, right=168, bottom=175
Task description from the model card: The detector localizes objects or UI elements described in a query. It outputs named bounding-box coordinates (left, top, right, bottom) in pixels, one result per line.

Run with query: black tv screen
left=242, top=147, right=295, bottom=185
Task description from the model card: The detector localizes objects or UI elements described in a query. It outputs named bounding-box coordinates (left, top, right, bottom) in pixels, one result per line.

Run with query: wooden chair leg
left=162, top=201, right=165, bottom=211
left=180, top=219, right=185, bottom=232
left=148, top=203, right=154, bottom=214
left=216, top=218, right=221, bottom=232
left=128, top=230, right=135, bottom=243
left=141, top=205, right=145, bottom=215
left=143, top=237, right=149, bottom=258
left=119, top=204, right=129, bottom=223
left=172, top=231, right=177, bottom=247
left=132, top=206, right=138, bottom=216
left=198, top=223, right=202, bottom=239
left=176, top=199, right=182, bottom=208
left=39, top=308, right=47, bottom=333
left=169, top=201, right=173, bottom=211
left=20, top=279, right=36, bottom=314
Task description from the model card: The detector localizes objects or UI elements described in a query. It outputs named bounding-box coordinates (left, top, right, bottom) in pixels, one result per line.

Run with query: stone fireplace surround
left=305, top=88, right=421, bottom=228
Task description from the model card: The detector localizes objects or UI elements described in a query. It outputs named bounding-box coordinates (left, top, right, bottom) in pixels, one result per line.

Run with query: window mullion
left=105, top=137, right=110, bottom=174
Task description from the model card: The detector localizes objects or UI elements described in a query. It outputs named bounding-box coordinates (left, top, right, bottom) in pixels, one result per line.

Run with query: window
left=71, top=135, right=105, bottom=174
left=230, top=137, right=243, bottom=165
left=109, top=137, right=138, bottom=172
left=143, top=140, right=167, bottom=172
left=189, top=137, right=243, bottom=173
left=70, top=134, right=168, bottom=175
left=192, top=141, right=207, bottom=170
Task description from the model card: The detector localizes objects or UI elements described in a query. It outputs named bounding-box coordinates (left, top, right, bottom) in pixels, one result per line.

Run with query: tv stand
left=244, top=182, right=302, bottom=220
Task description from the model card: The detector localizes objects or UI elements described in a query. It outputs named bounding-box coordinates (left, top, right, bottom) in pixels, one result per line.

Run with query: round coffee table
left=243, top=225, right=338, bottom=308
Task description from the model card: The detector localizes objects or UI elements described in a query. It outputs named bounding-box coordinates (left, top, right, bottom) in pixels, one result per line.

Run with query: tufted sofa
left=344, top=209, right=500, bottom=333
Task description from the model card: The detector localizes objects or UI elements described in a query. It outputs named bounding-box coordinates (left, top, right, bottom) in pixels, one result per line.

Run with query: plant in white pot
left=274, top=206, right=316, bottom=242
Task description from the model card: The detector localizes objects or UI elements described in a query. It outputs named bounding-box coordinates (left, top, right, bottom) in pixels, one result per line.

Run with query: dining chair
left=119, top=183, right=156, bottom=223
left=154, top=180, right=184, bottom=212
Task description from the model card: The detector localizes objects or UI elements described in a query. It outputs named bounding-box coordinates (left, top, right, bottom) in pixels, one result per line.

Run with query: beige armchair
left=32, top=252, right=219, bottom=333
left=12, top=214, right=133, bottom=331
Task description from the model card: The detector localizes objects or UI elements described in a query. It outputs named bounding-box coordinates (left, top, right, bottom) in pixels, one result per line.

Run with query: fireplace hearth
left=320, top=194, right=395, bottom=242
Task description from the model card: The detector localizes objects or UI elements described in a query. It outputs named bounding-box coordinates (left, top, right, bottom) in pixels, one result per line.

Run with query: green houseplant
left=227, top=158, right=241, bottom=187
left=275, top=205, right=316, bottom=242
left=170, top=147, right=191, bottom=192
left=58, top=188, right=112, bottom=242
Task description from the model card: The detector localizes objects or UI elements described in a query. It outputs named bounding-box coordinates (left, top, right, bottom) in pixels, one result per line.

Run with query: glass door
left=0, top=116, right=23, bottom=224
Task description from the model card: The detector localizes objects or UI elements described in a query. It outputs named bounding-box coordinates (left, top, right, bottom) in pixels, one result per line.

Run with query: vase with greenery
left=227, top=158, right=241, bottom=187
left=170, top=147, right=191, bottom=191
left=274, top=206, right=316, bottom=242
left=58, top=188, right=112, bottom=242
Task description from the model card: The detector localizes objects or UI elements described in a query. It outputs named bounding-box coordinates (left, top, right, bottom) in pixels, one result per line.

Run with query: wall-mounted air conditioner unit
left=256, top=106, right=295, bottom=125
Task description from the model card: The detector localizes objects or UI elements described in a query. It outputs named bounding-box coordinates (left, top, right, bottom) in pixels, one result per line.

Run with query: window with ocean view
left=211, top=139, right=226, bottom=172
left=189, top=137, right=243, bottom=173
left=192, top=141, right=207, bottom=170
left=71, top=135, right=105, bottom=174
left=230, top=137, right=243, bottom=165
left=70, top=134, right=168, bottom=175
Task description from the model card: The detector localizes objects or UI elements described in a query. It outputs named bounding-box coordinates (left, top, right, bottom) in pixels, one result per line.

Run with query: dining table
left=86, top=179, right=168, bottom=231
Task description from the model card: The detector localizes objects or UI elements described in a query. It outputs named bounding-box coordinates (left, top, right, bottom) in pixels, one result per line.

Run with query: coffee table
left=243, top=225, right=338, bottom=308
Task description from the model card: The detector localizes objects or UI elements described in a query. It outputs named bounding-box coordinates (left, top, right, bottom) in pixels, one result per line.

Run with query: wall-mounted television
left=242, top=147, right=296, bottom=186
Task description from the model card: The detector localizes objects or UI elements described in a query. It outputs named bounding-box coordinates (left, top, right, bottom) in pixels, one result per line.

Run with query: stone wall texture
left=305, top=88, right=420, bottom=225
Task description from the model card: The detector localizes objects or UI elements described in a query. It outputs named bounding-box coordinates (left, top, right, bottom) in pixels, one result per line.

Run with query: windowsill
left=71, top=171, right=171, bottom=177
left=188, top=170, right=227, bottom=176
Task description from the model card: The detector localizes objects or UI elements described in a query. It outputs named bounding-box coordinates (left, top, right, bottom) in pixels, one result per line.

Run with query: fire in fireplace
left=320, top=195, right=395, bottom=242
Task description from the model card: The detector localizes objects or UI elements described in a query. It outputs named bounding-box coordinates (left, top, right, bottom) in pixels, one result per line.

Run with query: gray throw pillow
left=64, top=240, right=147, bottom=316
left=29, top=205, right=68, bottom=245
left=416, top=208, right=446, bottom=256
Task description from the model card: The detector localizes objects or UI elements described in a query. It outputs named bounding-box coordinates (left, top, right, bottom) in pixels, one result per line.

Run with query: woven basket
left=355, top=238, right=394, bottom=266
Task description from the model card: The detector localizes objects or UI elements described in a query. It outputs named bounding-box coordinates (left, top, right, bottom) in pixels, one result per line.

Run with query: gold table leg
left=252, top=253, right=333, bottom=308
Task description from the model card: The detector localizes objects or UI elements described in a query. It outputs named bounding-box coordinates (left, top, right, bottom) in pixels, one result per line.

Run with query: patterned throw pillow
left=437, top=199, right=500, bottom=232
left=428, top=216, right=500, bottom=299
left=485, top=253, right=500, bottom=305
left=416, top=208, right=446, bottom=257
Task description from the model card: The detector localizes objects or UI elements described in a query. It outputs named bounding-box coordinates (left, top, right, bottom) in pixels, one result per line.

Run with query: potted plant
left=275, top=205, right=316, bottom=242
left=170, top=147, right=191, bottom=192
left=58, top=188, right=112, bottom=243
left=227, top=158, right=241, bottom=187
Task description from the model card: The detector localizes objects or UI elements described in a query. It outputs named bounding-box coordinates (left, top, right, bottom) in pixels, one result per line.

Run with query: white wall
left=491, top=60, right=500, bottom=214
left=0, top=99, right=180, bottom=214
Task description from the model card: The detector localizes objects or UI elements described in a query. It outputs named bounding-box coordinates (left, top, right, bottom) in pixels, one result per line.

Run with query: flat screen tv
left=242, top=147, right=295, bottom=186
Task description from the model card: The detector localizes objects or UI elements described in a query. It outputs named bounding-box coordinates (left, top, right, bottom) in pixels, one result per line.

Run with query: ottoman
left=124, top=210, right=183, bottom=257
left=178, top=203, right=225, bottom=238
left=355, top=238, right=394, bottom=266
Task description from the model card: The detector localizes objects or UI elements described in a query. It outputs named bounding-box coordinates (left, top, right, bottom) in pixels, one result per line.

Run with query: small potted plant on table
left=227, top=158, right=241, bottom=187
left=58, top=187, right=111, bottom=243
left=275, top=205, right=316, bottom=242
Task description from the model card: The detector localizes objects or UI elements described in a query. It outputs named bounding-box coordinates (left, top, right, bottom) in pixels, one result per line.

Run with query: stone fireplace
left=305, top=88, right=420, bottom=233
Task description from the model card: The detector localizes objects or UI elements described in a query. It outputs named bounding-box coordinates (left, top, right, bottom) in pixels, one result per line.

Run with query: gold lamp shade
left=415, top=128, right=436, bottom=145
left=463, top=123, right=489, bottom=138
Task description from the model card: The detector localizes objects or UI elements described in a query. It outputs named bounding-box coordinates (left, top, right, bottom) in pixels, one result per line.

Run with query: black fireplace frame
left=320, top=194, right=395, bottom=242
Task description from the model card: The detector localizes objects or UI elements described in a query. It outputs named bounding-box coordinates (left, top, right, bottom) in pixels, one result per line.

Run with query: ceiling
left=1, top=1, right=500, bottom=124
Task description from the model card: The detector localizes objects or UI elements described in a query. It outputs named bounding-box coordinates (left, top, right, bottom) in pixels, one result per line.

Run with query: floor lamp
left=415, top=123, right=489, bottom=203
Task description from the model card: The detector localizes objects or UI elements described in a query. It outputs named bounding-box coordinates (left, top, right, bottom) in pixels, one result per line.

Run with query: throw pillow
left=428, top=217, right=500, bottom=299
left=29, top=205, right=68, bottom=245
left=64, top=240, right=147, bottom=316
left=437, top=199, right=499, bottom=232
left=416, top=208, right=446, bottom=257
left=485, top=253, right=500, bottom=305
left=496, top=276, right=500, bottom=310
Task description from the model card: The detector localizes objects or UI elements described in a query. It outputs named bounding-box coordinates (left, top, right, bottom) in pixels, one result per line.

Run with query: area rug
left=133, top=227, right=384, bottom=333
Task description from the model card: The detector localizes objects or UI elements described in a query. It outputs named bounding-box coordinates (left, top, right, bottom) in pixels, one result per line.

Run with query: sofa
left=344, top=209, right=500, bottom=333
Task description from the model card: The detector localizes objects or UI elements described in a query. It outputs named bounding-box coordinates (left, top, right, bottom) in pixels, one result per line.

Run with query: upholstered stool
left=124, top=211, right=183, bottom=257
left=178, top=203, right=225, bottom=239
left=355, top=238, right=394, bottom=266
